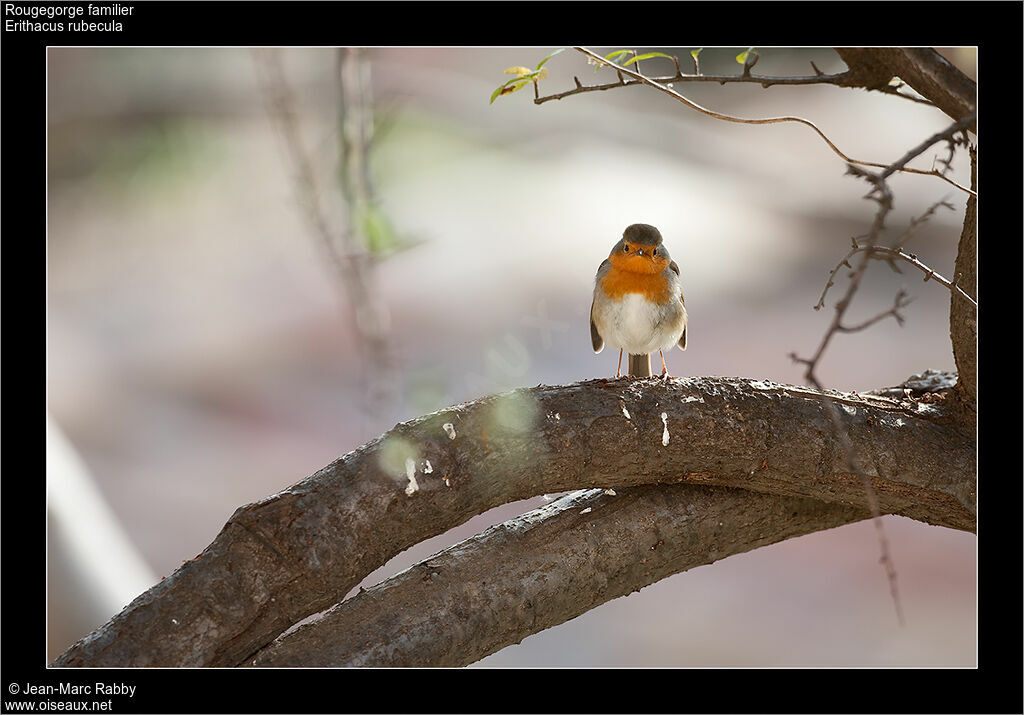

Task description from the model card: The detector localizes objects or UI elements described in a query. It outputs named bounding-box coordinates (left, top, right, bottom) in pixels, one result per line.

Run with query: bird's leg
left=616, top=349, right=623, bottom=378
left=659, top=350, right=669, bottom=378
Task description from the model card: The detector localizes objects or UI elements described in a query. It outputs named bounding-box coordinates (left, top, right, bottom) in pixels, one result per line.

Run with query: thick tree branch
left=52, top=376, right=975, bottom=668
left=250, top=485, right=867, bottom=667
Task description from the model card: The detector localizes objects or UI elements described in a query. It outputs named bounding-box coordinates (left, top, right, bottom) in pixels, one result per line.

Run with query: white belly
left=594, top=292, right=685, bottom=354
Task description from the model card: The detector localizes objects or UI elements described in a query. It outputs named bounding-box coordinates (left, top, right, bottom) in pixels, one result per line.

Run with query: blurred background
left=46, top=46, right=977, bottom=666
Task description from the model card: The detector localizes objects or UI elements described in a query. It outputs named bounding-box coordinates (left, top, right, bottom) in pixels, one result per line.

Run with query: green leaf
left=690, top=48, right=703, bottom=59
left=489, top=76, right=538, bottom=104
left=535, top=47, right=564, bottom=70
left=490, top=83, right=508, bottom=104
left=623, top=51, right=675, bottom=66
left=736, top=47, right=758, bottom=64
left=604, top=49, right=635, bottom=63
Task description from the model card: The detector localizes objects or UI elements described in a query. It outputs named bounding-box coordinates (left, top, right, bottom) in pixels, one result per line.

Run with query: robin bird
left=590, top=223, right=687, bottom=378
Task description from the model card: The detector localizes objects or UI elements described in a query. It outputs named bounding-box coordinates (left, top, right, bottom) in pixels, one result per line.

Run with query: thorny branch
left=563, top=47, right=975, bottom=197
left=816, top=237, right=978, bottom=313
left=794, top=112, right=979, bottom=386
left=789, top=112, right=977, bottom=625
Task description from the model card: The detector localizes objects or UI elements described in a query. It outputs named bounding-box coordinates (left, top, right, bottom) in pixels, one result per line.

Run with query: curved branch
left=52, top=376, right=976, bottom=668
left=251, top=485, right=867, bottom=667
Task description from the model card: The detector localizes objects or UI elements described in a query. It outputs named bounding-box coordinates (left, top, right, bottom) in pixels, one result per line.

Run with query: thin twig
left=817, top=244, right=977, bottom=311
left=814, top=198, right=976, bottom=310
left=836, top=289, right=912, bottom=332
left=568, top=47, right=975, bottom=197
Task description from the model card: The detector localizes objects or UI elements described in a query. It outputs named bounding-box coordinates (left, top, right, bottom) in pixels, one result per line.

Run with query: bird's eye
left=652, top=247, right=659, bottom=256
left=622, top=243, right=630, bottom=253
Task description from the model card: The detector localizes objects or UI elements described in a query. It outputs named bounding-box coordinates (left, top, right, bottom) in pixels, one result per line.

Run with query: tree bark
left=950, top=147, right=978, bottom=421
left=834, top=48, right=976, bottom=128
left=52, top=376, right=975, bottom=668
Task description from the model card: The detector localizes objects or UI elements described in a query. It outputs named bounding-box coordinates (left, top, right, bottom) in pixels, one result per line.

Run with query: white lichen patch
left=604, top=488, right=617, bottom=496
left=841, top=404, right=858, bottom=416
left=661, top=412, right=670, bottom=446
left=580, top=507, right=592, bottom=514
left=621, top=404, right=631, bottom=420
left=378, top=435, right=421, bottom=491
left=680, top=395, right=704, bottom=403
left=404, top=458, right=419, bottom=496
left=423, top=460, right=433, bottom=474
left=443, top=422, right=457, bottom=440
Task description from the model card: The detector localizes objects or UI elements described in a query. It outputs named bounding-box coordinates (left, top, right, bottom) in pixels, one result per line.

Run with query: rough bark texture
left=52, top=376, right=975, bottom=668
left=250, top=485, right=866, bottom=668
left=835, top=47, right=977, bottom=128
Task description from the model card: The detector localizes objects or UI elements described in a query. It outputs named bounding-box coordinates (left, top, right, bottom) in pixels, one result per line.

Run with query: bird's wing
left=590, top=260, right=609, bottom=353
left=590, top=299, right=604, bottom=353
left=671, top=261, right=687, bottom=350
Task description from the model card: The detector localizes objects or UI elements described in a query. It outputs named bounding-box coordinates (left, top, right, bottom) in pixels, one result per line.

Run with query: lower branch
left=52, top=376, right=975, bottom=668
left=250, top=484, right=866, bottom=667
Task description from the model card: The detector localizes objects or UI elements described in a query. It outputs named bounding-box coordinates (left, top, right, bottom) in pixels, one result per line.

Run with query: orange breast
left=600, top=255, right=673, bottom=303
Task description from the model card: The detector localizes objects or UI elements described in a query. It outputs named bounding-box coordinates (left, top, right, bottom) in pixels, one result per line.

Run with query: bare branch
left=535, top=64, right=934, bottom=107
left=796, top=112, right=977, bottom=387
left=815, top=200, right=976, bottom=311
left=836, top=288, right=912, bottom=333
left=818, top=243, right=977, bottom=311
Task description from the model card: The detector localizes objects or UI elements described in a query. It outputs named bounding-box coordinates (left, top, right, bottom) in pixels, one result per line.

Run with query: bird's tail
left=628, top=353, right=652, bottom=377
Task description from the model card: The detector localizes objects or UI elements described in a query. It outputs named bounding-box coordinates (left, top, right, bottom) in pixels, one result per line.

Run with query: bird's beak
left=636, top=248, right=644, bottom=256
